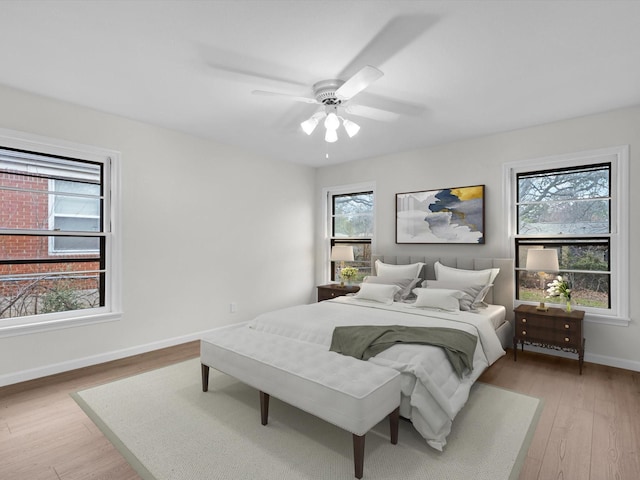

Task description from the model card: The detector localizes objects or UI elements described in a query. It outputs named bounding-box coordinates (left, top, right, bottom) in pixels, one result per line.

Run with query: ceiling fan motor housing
left=313, top=79, right=345, bottom=105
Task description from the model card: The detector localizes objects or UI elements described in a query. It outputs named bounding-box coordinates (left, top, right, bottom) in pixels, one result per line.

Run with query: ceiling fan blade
left=335, top=65, right=383, bottom=101
left=344, top=104, right=399, bottom=122
left=208, top=64, right=308, bottom=89
left=252, top=90, right=319, bottom=104
left=338, top=15, right=434, bottom=79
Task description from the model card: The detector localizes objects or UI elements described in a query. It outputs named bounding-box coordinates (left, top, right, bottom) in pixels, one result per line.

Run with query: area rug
left=72, top=358, right=541, bottom=480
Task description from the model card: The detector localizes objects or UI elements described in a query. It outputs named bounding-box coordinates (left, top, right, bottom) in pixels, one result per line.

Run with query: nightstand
left=317, top=284, right=360, bottom=302
left=513, top=304, right=585, bottom=374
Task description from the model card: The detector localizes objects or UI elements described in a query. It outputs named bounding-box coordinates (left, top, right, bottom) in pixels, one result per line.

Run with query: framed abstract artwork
left=396, top=184, right=485, bottom=244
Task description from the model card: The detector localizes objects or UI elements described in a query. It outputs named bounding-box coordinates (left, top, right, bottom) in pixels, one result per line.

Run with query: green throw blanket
left=330, top=325, right=478, bottom=378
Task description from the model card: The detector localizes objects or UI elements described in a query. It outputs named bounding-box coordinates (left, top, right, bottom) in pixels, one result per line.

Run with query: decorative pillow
left=353, top=283, right=401, bottom=305
left=375, top=259, right=425, bottom=279
left=363, top=276, right=421, bottom=301
left=411, top=288, right=465, bottom=312
left=434, top=261, right=499, bottom=286
left=422, top=280, right=493, bottom=310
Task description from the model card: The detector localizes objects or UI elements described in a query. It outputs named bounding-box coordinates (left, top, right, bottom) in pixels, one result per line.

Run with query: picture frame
left=396, top=184, right=485, bottom=244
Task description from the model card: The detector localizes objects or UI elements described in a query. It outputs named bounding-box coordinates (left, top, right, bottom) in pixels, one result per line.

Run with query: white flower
left=546, top=275, right=571, bottom=300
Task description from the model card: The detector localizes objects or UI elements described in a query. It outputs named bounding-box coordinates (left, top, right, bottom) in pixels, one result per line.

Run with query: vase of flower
left=340, top=267, right=358, bottom=287
left=547, top=275, right=572, bottom=312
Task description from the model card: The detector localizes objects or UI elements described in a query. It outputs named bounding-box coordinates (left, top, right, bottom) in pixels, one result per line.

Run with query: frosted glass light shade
left=342, top=118, right=360, bottom=137
left=300, top=117, right=318, bottom=135
left=324, top=112, right=340, bottom=130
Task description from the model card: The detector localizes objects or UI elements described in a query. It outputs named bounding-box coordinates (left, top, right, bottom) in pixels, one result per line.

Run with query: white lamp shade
left=526, top=249, right=559, bottom=272
left=331, top=245, right=354, bottom=262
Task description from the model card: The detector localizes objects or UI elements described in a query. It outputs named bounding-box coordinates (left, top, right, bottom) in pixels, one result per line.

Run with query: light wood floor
left=1, top=343, right=638, bottom=480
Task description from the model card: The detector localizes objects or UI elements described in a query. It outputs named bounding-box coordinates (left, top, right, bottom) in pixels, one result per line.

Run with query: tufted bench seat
left=200, top=323, right=401, bottom=479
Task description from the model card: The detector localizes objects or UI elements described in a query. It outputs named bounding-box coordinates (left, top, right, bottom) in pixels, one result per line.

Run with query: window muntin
left=0, top=146, right=109, bottom=324
left=329, top=191, right=374, bottom=282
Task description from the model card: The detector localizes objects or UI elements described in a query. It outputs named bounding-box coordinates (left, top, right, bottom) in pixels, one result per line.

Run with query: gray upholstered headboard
left=371, top=255, right=515, bottom=322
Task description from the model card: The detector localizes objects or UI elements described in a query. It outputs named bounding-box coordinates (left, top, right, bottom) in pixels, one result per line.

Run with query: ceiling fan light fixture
left=300, top=116, right=319, bottom=135
left=342, top=118, right=360, bottom=138
left=324, top=112, right=340, bottom=131
left=325, top=128, right=338, bottom=143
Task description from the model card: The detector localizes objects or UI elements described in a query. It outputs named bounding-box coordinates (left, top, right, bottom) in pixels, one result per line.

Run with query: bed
left=245, top=256, right=514, bottom=451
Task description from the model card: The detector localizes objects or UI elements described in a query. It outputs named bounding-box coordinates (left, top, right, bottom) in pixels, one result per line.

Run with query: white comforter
left=248, top=296, right=505, bottom=450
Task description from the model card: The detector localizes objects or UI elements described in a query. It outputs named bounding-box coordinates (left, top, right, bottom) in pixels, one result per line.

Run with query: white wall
left=0, top=85, right=316, bottom=385
left=316, top=105, right=640, bottom=371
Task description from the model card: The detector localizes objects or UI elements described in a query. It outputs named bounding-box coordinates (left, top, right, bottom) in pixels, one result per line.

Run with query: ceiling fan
left=252, top=65, right=399, bottom=143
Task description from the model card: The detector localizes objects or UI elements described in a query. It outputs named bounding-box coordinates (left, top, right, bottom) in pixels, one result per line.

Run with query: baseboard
left=0, top=326, right=224, bottom=387
left=521, top=345, right=640, bottom=372
left=5, top=327, right=639, bottom=387
left=585, top=351, right=640, bottom=372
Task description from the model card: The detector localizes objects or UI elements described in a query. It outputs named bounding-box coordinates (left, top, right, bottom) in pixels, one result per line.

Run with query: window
left=505, top=146, right=629, bottom=325
left=326, top=184, right=375, bottom=283
left=0, top=128, right=121, bottom=336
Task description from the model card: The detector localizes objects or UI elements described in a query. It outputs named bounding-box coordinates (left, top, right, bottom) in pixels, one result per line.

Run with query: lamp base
left=536, top=302, right=549, bottom=311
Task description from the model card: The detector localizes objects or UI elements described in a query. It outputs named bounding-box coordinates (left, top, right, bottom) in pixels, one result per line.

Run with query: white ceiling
left=1, top=1, right=640, bottom=166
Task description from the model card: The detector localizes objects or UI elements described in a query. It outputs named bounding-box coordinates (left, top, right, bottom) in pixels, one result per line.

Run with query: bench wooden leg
left=389, top=406, right=399, bottom=445
left=201, top=364, right=209, bottom=392
left=259, top=391, right=270, bottom=426
left=352, top=434, right=365, bottom=479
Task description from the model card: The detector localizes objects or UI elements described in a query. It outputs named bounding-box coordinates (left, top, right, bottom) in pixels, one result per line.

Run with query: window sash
left=515, top=237, right=611, bottom=309
left=516, top=163, right=611, bottom=236
left=331, top=191, right=374, bottom=240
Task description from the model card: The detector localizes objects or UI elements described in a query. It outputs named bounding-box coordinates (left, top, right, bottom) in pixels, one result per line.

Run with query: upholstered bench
left=200, top=323, right=401, bottom=479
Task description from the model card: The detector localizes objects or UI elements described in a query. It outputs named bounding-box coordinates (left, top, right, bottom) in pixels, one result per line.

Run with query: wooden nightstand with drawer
left=513, top=304, right=586, bottom=374
left=317, top=284, right=360, bottom=302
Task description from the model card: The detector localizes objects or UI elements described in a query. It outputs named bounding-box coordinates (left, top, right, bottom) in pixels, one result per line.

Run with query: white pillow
left=375, top=259, right=425, bottom=279
left=434, top=261, right=499, bottom=286
left=363, top=276, right=420, bottom=301
left=422, top=280, right=492, bottom=310
left=353, top=283, right=401, bottom=305
left=411, top=288, right=464, bottom=312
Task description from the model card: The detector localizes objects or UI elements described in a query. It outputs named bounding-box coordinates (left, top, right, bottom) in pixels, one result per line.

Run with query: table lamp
left=526, top=248, right=559, bottom=311
left=330, top=245, right=354, bottom=287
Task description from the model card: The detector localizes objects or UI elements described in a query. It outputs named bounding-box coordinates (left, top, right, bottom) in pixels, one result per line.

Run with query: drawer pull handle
left=521, top=318, right=527, bottom=323
left=565, top=337, right=570, bottom=342
left=565, top=324, right=570, bottom=329
left=522, top=331, right=527, bottom=336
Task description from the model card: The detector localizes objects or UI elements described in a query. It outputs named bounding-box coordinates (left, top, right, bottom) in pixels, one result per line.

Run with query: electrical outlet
left=230, top=302, right=237, bottom=313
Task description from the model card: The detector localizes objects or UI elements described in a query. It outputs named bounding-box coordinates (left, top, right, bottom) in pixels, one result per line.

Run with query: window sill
left=584, top=313, right=630, bottom=327
left=0, top=311, right=123, bottom=338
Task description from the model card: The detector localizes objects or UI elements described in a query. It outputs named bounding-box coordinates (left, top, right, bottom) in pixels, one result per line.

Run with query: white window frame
left=503, top=145, right=629, bottom=326
left=0, top=127, right=122, bottom=337
left=322, top=182, right=376, bottom=284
